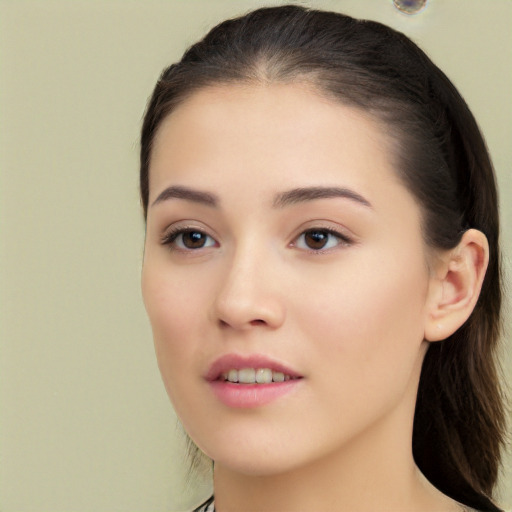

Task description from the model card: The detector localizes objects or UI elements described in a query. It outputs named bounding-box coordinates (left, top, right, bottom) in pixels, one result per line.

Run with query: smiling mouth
left=208, top=357, right=303, bottom=407
left=220, top=368, right=300, bottom=384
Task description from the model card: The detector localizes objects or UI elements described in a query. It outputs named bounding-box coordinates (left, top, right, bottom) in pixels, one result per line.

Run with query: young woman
left=139, top=6, right=507, bottom=512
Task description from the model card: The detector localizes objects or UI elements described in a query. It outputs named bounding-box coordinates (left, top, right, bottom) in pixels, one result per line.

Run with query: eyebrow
left=151, top=185, right=372, bottom=210
left=273, top=186, right=372, bottom=209
left=151, top=185, right=218, bottom=208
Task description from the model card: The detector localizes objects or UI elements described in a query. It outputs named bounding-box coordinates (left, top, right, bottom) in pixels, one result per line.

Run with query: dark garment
left=193, top=495, right=214, bottom=512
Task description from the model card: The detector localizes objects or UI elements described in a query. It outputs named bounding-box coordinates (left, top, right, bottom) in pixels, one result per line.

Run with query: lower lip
left=208, top=379, right=301, bottom=408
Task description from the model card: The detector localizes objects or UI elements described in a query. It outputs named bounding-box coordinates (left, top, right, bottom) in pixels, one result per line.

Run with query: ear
left=424, top=229, right=489, bottom=342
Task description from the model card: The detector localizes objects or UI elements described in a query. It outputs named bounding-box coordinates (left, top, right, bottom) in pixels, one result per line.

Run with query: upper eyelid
left=290, top=220, right=354, bottom=241
left=160, top=222, right=217, bottom=241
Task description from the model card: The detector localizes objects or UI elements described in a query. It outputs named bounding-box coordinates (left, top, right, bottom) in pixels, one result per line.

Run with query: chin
left=201, top=437, right=316, bottom=477
left=214, top=454, right=297, bottom=477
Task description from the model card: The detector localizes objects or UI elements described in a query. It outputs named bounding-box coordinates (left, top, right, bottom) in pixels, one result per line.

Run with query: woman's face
left=142, top=83, right=435, bottom=475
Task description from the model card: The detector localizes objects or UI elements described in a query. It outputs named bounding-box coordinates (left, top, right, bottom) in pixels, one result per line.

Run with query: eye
left=162, top=228, right=217, bottom=250
left=294, top=228, right=350, bottom=251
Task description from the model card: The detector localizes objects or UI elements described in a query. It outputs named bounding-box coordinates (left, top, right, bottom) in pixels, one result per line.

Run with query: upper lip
left=205, top=353, right=303, bottom=381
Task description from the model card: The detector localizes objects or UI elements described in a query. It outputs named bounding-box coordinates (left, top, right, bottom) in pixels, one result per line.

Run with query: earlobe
left=424, top=229, right=489, bottom=342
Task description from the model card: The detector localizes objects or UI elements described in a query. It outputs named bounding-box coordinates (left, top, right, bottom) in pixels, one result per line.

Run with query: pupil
left=183, top=231, right=205, bottom=248
left=305, top=230, right=328, bottom=249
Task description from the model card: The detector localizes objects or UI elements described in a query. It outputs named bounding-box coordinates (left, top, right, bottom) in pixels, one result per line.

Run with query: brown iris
left=181, top=231, right=209, bottom=249
left=304, top=230, right=331, bottom=250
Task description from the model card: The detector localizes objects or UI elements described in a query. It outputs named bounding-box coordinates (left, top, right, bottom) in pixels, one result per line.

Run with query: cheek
left=280, top=255, right=429, bottom=453
left=142, top=255, right=212, bottom=333
left=141, top=261, right=211, bottom=394
left=295, top=247, right=430, bottom=394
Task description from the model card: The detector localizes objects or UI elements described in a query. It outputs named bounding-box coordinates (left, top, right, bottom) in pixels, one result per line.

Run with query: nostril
left=217, top=318, right=268, bottom=329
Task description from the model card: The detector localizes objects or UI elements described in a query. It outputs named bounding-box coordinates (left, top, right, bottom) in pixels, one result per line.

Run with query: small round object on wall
left=393, top=0, right=428, bottom=15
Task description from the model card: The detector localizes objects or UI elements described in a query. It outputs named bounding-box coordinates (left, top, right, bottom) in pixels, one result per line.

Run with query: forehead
left=154, top=82, right=382, bottom=141
left=150, top=82, right=398, bottom=191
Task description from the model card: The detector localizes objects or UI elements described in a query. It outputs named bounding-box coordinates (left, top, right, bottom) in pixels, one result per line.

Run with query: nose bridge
left=213, top=236, right=284, bottom=330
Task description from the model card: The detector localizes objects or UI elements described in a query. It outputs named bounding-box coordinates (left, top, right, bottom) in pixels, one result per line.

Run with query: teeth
left=238, top=368, right=256, bottom=383
left=256, top=368, right=272, bottom=384
left=223, top=368, right=293, bottom=384
left=273, top=371, right=285, bottom=382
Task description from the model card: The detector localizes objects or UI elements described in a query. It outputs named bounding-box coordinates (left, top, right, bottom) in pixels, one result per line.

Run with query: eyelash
left=160, top=226, right=353, bottom=253
left=292, top=228, right=352, bottom=252
left=161, top=226, right=217, bottom=251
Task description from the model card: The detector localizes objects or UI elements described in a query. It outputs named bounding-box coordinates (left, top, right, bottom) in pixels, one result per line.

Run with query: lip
left=205, top=353, right=303, bottom=408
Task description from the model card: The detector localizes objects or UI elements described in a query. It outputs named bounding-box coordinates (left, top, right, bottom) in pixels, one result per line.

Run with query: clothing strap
left=192, top=495, right=215, bottom=512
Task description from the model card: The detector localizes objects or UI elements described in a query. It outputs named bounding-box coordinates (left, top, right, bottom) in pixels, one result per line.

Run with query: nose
left=212, top=245, right=286, bottom=331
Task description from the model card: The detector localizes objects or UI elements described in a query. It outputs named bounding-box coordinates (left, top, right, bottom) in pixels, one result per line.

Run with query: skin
left=141, top=83, right=487, bottom=512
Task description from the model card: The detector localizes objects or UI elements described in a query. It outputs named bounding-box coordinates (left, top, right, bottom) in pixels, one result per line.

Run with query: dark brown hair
left=140, top=6, right=506, bottom=511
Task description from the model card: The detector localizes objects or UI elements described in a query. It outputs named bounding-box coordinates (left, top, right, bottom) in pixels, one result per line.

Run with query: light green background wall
left=1, top=1, right=510, bottom=511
